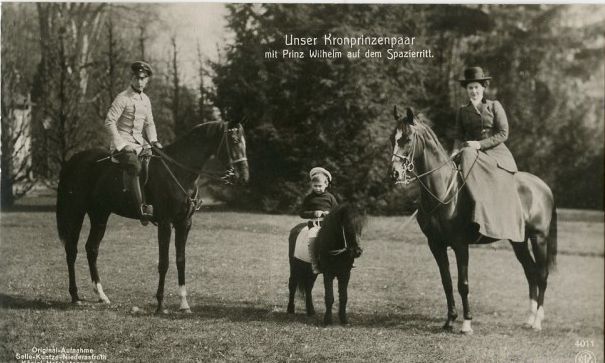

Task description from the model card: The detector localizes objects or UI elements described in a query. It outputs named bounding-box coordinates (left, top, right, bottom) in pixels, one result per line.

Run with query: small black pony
left=56, top=120, right=248, bottom=313
left=287, top=204, right=366, bottom=325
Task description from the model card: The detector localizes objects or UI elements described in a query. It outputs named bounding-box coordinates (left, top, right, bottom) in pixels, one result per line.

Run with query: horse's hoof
left=287, top=305, right=295, bottom=314
left=155, top=308, right=169, bottom=315
left=442, top=323, right=454, bottom=331
left=522, top=323, right=532, bottom=329
left=306, top=309, right=315, bottom=317
left=323, top=316, right=333, bottom=325
left=71, top=299, right=82, bottom=306
left=460, top=329, right=474, bottom=335
left=179, top=308, right=192, bottom=314
left=98, top=298, right=111, bottom=305
left=532, top=325, right=542, bottom=332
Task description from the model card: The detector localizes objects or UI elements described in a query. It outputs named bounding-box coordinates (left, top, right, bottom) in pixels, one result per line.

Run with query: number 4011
left=575, top=339, right=595, bottom=348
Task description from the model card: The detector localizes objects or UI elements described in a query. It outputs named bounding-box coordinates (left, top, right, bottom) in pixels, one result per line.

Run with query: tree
left=213, top=4, right=604, bottom=213
left=1, top=3, right=40, bottom=207
left=33, top=3, right=107, bottom=183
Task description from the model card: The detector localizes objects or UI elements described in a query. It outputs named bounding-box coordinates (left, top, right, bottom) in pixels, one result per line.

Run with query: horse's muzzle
left=353, top=247, right=363, bottom=258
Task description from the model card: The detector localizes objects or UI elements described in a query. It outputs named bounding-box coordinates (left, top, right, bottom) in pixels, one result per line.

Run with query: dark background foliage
left=2, top=3, right=603, bottom=212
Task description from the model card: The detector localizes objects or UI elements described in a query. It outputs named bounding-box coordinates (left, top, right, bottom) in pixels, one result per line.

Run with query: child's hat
left=309, top=167, right=332, bottom=182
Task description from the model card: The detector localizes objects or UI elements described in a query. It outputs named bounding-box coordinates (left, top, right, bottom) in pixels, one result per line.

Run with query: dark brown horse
left=390, top=107, right=556, bottom=333
left=287, top=204, right=366, bottom=325
left=56, top=120, right=248, bottom=313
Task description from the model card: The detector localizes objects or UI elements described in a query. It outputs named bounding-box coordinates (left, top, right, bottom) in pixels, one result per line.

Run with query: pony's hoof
left=532, top=324, right=542, bottom=332
left=522, top=322, right=533, bottom=329
left=98, top=298, right=111, bottom=305
left=287, top=305, right=295, bottom=314
left=306, top=309, right=315, bottom=317
left=155, top=308, right=169, bottom=315
left=460, top=329, right=474, bottom=335
left=442, top=323, right=454, bottom=331
left=179, top=308, right=192, bottom=314
left=71, top=299, right=82, bottom=306
left=323, top=316, right=333, bottom=325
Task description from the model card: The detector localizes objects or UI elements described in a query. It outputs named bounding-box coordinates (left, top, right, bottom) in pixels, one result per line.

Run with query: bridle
left=151, top=121, right=247, bottom=182
left=328, top=225, right=363, bottom=257
left=148, top=121, right=248, bottom=213
left=392, top=123, right=477, bottom=214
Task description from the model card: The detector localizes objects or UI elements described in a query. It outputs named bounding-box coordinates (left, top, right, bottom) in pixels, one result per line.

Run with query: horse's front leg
left=156, top=222, right=172, bottom=314
left=453, top=244, right=472, bottom=334
left=428, top=239, right=458, bottom=330
left=337, top=270, right=351, bottom=325
left=174, top=218, right=192, bottom=313
left=323, top=272, right=335, bottom=325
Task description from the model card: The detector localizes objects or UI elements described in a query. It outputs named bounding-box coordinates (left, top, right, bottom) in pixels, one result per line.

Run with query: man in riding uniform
left=105, top=61, right=162, bottom=225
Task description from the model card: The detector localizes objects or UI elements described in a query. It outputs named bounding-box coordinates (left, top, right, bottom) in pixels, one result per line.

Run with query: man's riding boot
left=308, top=237, right=321, bottom=274
left=125, top=171, right=153, bottom=226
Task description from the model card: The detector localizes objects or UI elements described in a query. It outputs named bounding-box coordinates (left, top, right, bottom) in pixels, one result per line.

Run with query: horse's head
left=218, top=120, right=249, bottom=185
left=390, top=106, right=421, bottom=185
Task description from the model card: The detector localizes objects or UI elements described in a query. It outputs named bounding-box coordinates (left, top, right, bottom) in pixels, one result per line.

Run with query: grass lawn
left=1, top=198, right=603, bottom=362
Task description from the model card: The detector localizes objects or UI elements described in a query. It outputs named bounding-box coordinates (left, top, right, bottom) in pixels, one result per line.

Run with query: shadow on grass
left=0, top=293, right=73, bottom=311
left=0, top=204, right=56, bottom=213
left=149, top=299, right=444, bottom=332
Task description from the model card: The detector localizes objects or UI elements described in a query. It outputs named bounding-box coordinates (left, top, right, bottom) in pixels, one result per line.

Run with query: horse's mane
left=315, top=203, right=366, bottom=255
left=166, top=121, right=225, bottom=151
left=411, top=114, right=448, bottom=157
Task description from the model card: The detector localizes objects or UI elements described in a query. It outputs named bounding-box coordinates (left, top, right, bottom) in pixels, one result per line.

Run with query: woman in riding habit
left=453, top=66, right=525, bottom=242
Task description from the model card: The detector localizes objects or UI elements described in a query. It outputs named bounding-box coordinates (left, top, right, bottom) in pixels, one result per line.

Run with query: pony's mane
left=411, top=115, right=448, bottom=156
left=316, top=203, right=366, bottom=253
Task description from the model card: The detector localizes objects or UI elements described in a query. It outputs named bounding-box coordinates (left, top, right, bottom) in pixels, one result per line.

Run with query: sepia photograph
left=1, top=2, right=603, bottom=362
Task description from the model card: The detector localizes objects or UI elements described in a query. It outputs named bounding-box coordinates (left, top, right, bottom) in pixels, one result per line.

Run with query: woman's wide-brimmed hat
left=459, top=66, right=492, bottom=84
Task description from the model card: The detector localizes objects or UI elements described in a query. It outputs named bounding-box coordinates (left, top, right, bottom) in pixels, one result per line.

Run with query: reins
left=328, top=226, right=349, bottom=256
left=392, top=127, right=479, bottom=215
left=146, top=121, right=247, bottom=208
left=97, top=121, right=247, bottom=213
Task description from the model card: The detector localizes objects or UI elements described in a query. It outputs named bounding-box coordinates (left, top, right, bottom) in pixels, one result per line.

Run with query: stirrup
left=141, top=204, right=153, bottom=216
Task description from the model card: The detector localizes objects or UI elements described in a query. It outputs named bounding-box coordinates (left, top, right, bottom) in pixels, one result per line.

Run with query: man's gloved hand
left=122, top=144, right=136, bottom=153
left=464, top=140, right=481, bottom=150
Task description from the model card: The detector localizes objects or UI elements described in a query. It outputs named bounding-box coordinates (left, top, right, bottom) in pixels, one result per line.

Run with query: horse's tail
left=56, top=168, right=70, bottom=247
left=546, top=206, right=558, bottom=272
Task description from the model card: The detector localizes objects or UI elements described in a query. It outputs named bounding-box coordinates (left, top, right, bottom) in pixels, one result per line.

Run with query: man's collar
left=130, top=85, right=142, bottom=94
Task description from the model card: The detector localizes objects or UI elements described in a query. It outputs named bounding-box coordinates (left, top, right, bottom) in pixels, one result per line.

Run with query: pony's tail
left=546, top=206, right=558, bottom=272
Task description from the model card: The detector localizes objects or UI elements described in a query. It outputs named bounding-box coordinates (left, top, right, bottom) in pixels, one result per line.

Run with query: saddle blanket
left=293, top=226, right=320, bottom=263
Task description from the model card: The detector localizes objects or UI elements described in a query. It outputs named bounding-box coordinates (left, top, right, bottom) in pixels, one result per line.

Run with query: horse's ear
left=393, top=105, right=400, bottom=121
left=405, top=107, right=415, bottom=125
